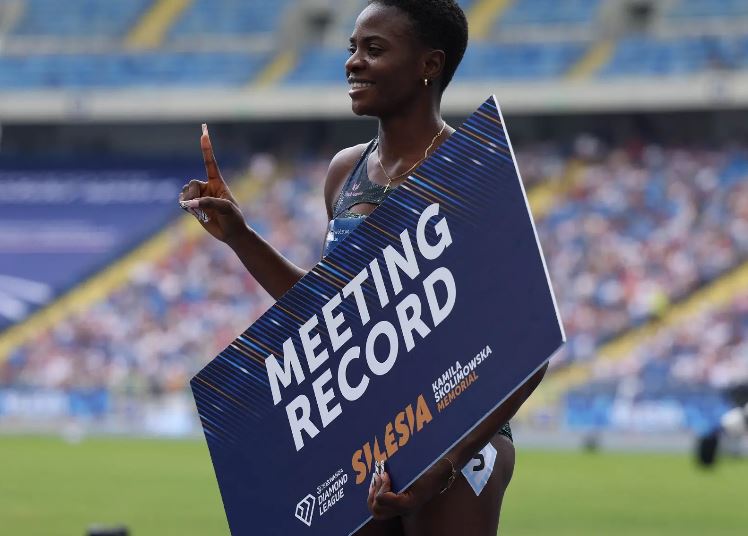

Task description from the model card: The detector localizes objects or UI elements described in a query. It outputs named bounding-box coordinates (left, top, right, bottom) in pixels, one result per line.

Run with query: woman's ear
left=423, top=49, right=446, bottom=83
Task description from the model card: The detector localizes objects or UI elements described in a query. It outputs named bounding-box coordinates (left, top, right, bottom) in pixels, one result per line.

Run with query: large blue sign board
left=191, top=97, right=564, bottom=535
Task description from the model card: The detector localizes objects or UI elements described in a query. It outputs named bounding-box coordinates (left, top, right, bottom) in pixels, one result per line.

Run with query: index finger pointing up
left=201, top=123, right=223, bottom=184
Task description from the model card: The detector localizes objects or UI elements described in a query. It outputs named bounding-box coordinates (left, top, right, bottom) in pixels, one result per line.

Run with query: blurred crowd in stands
left=544, top=140, right=748, bottom=370
left=0, top=154, right=328, bottom=398
left=590, top=290, right=748, bottom=391
left=2, top=136, right=747, bottom=423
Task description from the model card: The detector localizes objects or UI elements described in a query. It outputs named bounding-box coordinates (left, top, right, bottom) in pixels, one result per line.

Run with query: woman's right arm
left=180, top=124, right=305, bottom=300
left=180, top=125, right=363, bottom=300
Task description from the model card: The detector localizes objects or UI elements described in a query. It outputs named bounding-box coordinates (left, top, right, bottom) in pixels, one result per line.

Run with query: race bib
left=462, top=443, right=497, bottom=496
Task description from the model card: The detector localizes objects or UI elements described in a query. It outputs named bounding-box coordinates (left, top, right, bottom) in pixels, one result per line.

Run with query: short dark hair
left=368, top=0, right=468, bottom=92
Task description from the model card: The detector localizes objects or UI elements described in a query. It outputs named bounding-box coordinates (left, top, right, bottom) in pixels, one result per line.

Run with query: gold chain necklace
left=378, top=121, right=447, bottom=192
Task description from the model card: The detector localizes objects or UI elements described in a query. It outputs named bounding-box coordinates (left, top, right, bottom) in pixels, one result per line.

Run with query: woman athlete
left=179, top=1, right=547, bottom=534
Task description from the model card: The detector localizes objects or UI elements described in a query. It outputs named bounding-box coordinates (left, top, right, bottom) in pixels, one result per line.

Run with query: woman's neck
left=376, top=101, right=445, bottom=166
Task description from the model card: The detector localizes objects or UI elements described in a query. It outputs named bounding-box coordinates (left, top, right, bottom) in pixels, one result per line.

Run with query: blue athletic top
left=324, top=139, right=513, bottom=442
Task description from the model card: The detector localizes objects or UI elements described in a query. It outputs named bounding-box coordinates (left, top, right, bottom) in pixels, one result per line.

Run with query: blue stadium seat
left=497, top=0, right=603, bottom=28
left=456, top=41, right=587, bottom=80
left=0, top=52, right=267, bottom=89
left=668, top=0, right=748, bottom=19
left=284, top=48, right=348, bottom=85
left=168, top=0, right=291, bottom=38
left=12, top=0, right=151, bottom=37
left=600, top=35, right=748, bottom=77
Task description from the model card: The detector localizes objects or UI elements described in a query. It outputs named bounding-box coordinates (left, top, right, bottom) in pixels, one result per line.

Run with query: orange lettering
left=384, top=422, right=398, bottom=457
left=395, top=411, right=410, bottom=446
left=415, top=394, right=433, bottom=432
left=363, top=442, right=373, bottom=473
left=352, top=449, right=367, bottom=485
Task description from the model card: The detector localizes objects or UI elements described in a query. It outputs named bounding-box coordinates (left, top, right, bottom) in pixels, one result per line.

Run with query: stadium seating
left=544, top=144, right=748, bottom=370
left=0, top=154, right=326, bottom=400
left=11, top=0, right=151, bottom=37
left=668, top=0, right=748, bottom=20
left=599, top=35, right=745, bottom=77
left=284, top=48, right=348, bottom=85
left=3, top=141, right=747, bottom=411
left=456, top=41, right=587, bottom=80
left=3, top=0, right=748, bottom=435
left=496, top=0, right=603, bottom=28
left=563, top=283, right=748, bottom=433
left=0, top=51, right=267, bottom=88
left=167, top=0, right=292, bottom=39
left=1, top=0, right=748, bottom=89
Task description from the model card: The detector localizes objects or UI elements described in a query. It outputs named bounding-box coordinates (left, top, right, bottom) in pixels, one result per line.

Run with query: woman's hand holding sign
left=367, top=458, right=453, bottom=520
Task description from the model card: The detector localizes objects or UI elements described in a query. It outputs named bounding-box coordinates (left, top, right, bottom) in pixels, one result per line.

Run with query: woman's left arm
left=368, top=363, right=548, bottom=519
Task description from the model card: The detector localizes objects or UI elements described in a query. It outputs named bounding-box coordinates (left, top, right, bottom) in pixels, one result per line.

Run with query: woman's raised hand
left=179, top=124, right=248, bottom=245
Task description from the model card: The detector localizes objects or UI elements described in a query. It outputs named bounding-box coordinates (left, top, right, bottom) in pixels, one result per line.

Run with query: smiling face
left=345, top=3, right=434, bottom=117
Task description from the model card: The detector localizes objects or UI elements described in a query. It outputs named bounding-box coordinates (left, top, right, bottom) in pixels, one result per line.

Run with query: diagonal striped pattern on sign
left=191, top=97, right=518, bottom=447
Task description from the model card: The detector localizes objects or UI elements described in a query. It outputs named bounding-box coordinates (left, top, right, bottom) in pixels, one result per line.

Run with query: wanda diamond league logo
left=295, top=494, right=316, bottom=526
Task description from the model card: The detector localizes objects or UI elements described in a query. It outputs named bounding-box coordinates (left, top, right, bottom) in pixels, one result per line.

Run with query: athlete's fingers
left=191, top=179, right=207, bottom=199
left=184, top=196, right=235, bottom=215
left=371, top=493, right=405, bottom=519
left=373, top=473, right=399, bottom=508
left=367, top=473, right=377, bottom=510
left=368, top=474, right=386, bottom=510
left=180, top=179, right=207, bottom=202
left=373, top=493, right=414, bottom=518
left=201, top=123, right=224, bottom=185
left=369, top=473, right=410, bottom=519
left=375, top=471, right=392, bottom=496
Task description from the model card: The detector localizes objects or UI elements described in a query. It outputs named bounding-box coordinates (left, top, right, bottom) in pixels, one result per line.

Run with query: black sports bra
left=324, top=140, right=389, bottom=257
left=331, top=139, right=388, bottom=219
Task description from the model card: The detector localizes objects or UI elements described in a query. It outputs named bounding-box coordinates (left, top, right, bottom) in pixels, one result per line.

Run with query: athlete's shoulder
left=324, top=142, right=370, bottom=219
